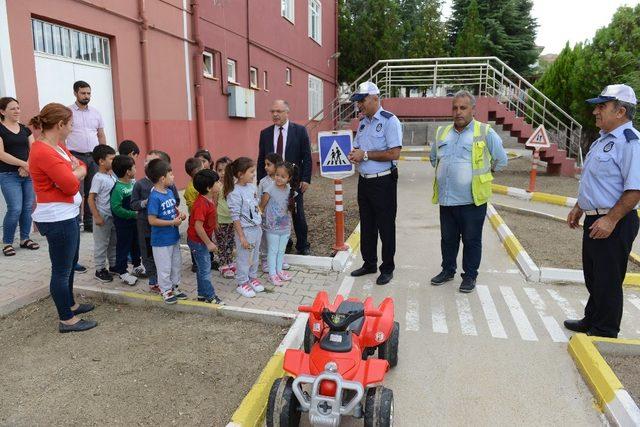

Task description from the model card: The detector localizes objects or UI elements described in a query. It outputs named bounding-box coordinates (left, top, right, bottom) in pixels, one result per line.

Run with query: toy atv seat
left=318, top=304, right=365, bottom=353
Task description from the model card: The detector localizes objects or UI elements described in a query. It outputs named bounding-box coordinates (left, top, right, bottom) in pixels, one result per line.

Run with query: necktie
left=276, top=127, right=283, bottom=157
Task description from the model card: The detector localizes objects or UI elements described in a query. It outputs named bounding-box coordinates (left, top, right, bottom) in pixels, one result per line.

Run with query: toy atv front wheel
left=266, top=376, right=301, bottom=427
left=303, top=322, right=317, bottom=353
left=377, top=321, right=399, bottom=368
left=364, top=386, right=394, bottom=427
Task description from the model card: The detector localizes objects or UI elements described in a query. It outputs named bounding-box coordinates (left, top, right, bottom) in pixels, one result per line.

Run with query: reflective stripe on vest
left=432, top=121, right=493, bottom=206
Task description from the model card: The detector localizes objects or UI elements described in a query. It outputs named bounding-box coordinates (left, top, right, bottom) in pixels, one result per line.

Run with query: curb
left=568, top=334, right=640, bottom=425
left=486, top=203, right=540, bottom=280
left=0, top=285, right=50, bottom=317
left=492, top=184, right=577, bottom=207
left=332, top=223, right=361, bottom=271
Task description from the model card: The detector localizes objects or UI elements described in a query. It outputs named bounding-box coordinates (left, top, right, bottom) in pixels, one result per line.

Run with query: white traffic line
left=337, top=276, right=355, bottom=298
left=455, top=295, right=478, bottom=336
left=476, top=285, right=508, bottom=339
left=546, top=289, right=580, bottom=319
left=500, top=286, right=538, bottom=341
left=524, top=287, right=568, bottom=343
left=405, top=297, right=420, bottom=332
left=627, top=294, right=640, bottom=313
left=431, top=296, right=449, bottom=334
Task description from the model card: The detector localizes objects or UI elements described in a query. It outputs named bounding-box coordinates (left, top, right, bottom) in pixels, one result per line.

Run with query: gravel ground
left=496, top=208, right=640, bottom=272
left=493, top=157, right=580, bottom=197
left=603, top=353, right=640, bottom=407
left=0, top=298, right=284, bottom=426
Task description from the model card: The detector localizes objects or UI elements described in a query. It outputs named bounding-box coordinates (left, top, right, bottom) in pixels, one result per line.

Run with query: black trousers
left=71, top=150, right=98, bottom=228
left=582, top=211, right=639, bottom=337
left=357, top=169, right=398, bottom=274
left=291, top=190, right=309, bottom=252
left=113, top=219, right=141, bottom=274
left=439, top=203, right=487, bottom=280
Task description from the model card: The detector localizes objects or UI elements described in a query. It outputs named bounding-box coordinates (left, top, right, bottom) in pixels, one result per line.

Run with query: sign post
left=524, top=125, right=551, bottom=193
left=318, top=130, right=354, bottom=252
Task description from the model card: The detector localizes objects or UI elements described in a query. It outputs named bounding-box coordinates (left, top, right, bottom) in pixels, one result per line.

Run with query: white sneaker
left=249, top=278, right=265, bottom=293
left=120, top=272, right=138, bottom=286
left=282, top=262, right=290, bottom=270
left=237, top=283, right=256, bottom=298
left=132, top=265, right=146, bottom=276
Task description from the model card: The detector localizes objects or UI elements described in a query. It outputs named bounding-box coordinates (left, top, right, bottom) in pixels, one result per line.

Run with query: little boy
left=187, top=169, right=224, bottom=304
left=118, top=139, right=140, bottom=160
left=110, top=155, right=141, bottom=285
left=259, top=153, right=282, bottom=272
left=88, top=144, right=117, bottom=282
left=184, top=157, right=204, bottom=272
left=130, top=150, right=180, bottom=293
left=146, top=158, right=188, bottom=304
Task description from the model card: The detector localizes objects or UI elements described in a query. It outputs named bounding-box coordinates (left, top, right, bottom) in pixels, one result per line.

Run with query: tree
left=405, top=0, right=448, bottom=58
left=454, top=0, right=485, bottom=57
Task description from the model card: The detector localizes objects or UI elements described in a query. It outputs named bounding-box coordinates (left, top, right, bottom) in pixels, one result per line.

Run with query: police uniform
left=352, top=102, right=403, bottom=278
left=576, top=85, right=640, bottom=337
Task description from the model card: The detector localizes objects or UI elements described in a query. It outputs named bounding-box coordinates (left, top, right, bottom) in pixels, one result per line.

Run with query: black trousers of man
left=582, top=211, right=639, bottom=337
left=292, top=191, right=309, bottom=252
left=357, top=169, right=398, bottom=274
left=70, top=150, right=98, bottom=230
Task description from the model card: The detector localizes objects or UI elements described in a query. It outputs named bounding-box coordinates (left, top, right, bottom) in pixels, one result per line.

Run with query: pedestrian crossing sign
left=525, top=125, right=551, bottom=149
left=318, top=130, right=354, bottom=179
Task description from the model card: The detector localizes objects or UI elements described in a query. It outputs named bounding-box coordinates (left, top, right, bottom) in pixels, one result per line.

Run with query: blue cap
left=350, top=81, right=380, bottom=102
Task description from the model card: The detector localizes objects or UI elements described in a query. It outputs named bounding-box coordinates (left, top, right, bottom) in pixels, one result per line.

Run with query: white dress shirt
left=272, top=121, right=290, bottom=158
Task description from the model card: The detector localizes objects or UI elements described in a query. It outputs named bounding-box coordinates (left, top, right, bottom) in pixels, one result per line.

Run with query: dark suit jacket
left=257, top=121, right=312, bottom=184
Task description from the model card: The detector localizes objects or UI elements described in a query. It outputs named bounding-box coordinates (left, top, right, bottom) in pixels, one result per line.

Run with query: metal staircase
left=306, top=57, right=583, bottom=172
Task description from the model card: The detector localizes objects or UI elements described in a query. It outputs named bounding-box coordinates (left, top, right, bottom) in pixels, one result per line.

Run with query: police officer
left=565, top=84, right=640, bottom=338
left=348, top=82, right=402, bottom=285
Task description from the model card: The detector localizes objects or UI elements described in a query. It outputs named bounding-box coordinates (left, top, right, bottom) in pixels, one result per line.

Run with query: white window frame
left=308, top=0, right=322, bottom=45
left=250, top=66, right=258, bottom=88
left=203, top=51, right=215, bottom=79
left=263, top=70, right=269, bottom=91
left=281, top=0, right=295, bottom=23
left=308, top=74, right=323, bottom=120
left=285, top=67, right=292, bottom=86
left=227, top=58, right=237, bottom=83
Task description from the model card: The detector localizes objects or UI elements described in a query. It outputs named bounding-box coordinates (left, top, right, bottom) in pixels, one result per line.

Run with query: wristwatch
left=363, top=151, right=369, bottom=161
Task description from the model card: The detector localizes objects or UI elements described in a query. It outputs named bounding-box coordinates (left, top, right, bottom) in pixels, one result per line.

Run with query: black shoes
left=95, top=269, right=113, bottom=283
left=198, top=295, right=225, bottom=305
left=350, top=265, right=377, bottom=277
left=59, top=319, right=98, bottom=333
left=563, top=319, right=590, bottom=333
left=459, top=277, right=476, bottom=293
left=297, top=247, right=311, bottom=256
left=72, top=303, right=95, bottom=316
left=431, top=271, right=455, bottom=286
left=376, top=272, right=393, bottom=285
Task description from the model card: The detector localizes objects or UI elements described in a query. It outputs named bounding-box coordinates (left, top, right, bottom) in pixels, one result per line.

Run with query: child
left=187, top=169, right=224, bottom=304
left=146, top=158, right=188, bottom=304
left=215, top=156, right=235, bottom=278
left=194, top=149, right=213, bottom=170
left=110, top=155, right=141, bottom=286
left=225, top=157, right=264, bottom=298
left=130, top=150, right=181, bottom=293
left=118, top=139, right=140, bottom=160
left=184, top=157, right=204, bottom=272
left=260, top=162, right=297, bottom=285
left=258, top=153, right=282, bottom=273
left=88, top=144, right=117, bottom=283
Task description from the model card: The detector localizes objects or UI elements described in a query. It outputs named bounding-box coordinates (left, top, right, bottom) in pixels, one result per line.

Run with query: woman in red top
left=29, top=103, right=97, bottom=333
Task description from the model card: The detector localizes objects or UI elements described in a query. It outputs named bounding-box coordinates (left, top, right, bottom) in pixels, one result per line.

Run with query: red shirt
left=29, top=140, right=83, bottom=204
left=187, top=194, right=217, bottom=243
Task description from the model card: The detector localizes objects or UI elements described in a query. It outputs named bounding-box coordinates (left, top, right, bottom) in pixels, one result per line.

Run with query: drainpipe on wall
left=191, top=0, right=206, bottom=150
left=138, top=0, right=153, bottom=152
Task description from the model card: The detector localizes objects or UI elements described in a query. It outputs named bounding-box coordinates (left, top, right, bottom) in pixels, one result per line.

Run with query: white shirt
left=272, top=121, right=289, bottom=157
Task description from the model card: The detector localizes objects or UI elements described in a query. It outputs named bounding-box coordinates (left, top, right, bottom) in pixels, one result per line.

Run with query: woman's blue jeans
left=0, top=172, right=35, bottom=244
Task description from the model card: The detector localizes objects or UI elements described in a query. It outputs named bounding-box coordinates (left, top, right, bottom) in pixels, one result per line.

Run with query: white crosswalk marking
left=476, top=285, right=508, bottom=339
left=431, top=297, right=448, bottom=334
left=405, top=297, right=420, bottom=332
left=500, top=286, right=538, bottom=341
left=456, top=295, right=477, bottom=336
left=627, top=294, right=640, bottom=313
left=546, top=289, right=580, bottom=319
left=524, top=288, right=568, bottom=343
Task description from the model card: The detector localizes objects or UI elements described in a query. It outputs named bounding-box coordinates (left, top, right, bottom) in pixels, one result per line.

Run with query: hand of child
left=240, top=238, right=251, bottom=250
left=207, top=242, right=218, bottom=253
left=179, top=212, right=187, bottom=221
left=173, top=216, right=183, bottom=226
left=94, top=216, right=104, bottom=226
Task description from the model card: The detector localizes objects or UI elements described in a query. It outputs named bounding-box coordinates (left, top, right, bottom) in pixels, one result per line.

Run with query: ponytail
left=223, top=156, right=255, bottom=197
left=29, top=103, right=72, bottom=131
left=281, top=161, right=300, bottom=213
left=223, top=162, right=236, bottom=198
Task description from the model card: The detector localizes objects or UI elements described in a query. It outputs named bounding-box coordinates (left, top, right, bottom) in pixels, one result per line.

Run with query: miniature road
left=301, top=161, right=625, bottom=426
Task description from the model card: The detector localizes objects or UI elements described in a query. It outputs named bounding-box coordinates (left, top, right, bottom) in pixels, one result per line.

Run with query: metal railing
left=307, top=57, right=583, bottom=165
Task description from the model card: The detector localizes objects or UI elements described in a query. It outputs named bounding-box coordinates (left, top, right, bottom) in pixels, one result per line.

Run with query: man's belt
left=359, top=169, right=392, bottom=179
left=584, top=208, right=610, bottom=216
left=70, top=150, right=92, bottom=156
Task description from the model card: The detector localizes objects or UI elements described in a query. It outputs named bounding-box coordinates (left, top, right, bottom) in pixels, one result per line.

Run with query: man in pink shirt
left=66, top=80, right=107, bottom=232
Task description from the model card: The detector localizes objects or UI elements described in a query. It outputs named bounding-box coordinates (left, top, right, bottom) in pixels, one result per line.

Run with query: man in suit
left=258, top=99, right=312, bottom=255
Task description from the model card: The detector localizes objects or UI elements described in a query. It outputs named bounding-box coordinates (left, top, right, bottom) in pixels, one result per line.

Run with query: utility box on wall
left=228, top=85, right=255, bottom=118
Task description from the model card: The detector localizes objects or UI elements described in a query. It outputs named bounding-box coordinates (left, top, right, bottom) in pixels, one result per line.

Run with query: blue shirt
left=353, top=107, right=403, bottom=174
left=147, top=187, right=180, bottom=247
left=578, top=121, right=640, bottom=210
left=430, top=120, right=508, bottom=206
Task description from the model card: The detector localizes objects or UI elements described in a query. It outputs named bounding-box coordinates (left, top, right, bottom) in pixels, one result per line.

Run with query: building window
left=31, top=19, right=110, bottom=66
left=285, top=67, right=292, bottom=85
left=308, top=74, right=323, bottom=120
left=203, top=52, right=215, bottom=78
left=281, top=0, right=294, bottom=23
left=250, top=67, right=258, bottom=88
left=227, top=58, right=237, bottom=83
left=308, top=0, right=322, bottom=44
left=263, top=71, right=269, bottom=91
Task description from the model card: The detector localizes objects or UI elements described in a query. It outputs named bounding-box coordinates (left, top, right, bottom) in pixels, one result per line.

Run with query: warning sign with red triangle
left=525, top=125, right=551, bottom=149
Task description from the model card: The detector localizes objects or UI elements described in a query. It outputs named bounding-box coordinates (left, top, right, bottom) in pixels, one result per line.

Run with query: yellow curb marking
left=119, top=290, right=223, bottom=309
left=530, top=192, right=568, bottom=206
left=491, top=184, right=509, bottom=195
left=502, top=235, right=524, bottom=259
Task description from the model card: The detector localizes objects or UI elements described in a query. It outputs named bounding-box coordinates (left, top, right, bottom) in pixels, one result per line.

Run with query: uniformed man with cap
left=564, top=84, right=640, bottom=338
left=347, top=82, right=402, bottom=285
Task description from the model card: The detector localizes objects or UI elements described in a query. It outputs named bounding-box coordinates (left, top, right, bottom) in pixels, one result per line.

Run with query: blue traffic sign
left=318, top=131, right=354, bottom=179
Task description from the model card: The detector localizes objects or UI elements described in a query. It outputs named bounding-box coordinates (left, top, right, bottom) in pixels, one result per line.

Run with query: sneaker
left=173, top=287, right=188, bottom=300
left=95, top=269, right=113, bottom=283
left=211, top=259, right=220, bottom=271
left=459, top=276, right=476, bottom=293
left=198, top=295, right=225, bottom=305
left=230, top=263, right=237, bottom=273
left=120, top=272, right=138, bottom=286
left=278, top=271, right=292, bottom=282
left=262, top=261, right=269, bottom=273
left=162, top=290, right=178, bottom=304
left=132, top=265, right=148, bottom=278
left=269, top=274, right=284, bottom=286
left=236, top=283, right=256, bottom=298
left=249, top=278, right=264, bottom=293
left=282, top=262, right=290, bottom=270
left=148, top=285, right=161, bottom=294
left=74, top=263, right=88, bottom=273
left=431, top=271, right=455, bottom=286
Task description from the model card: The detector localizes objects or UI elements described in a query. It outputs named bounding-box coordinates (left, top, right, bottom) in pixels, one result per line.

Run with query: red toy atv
left=267, top=291, right=399, bottom=427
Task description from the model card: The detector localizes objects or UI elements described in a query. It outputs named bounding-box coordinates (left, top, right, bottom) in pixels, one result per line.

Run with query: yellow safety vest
left=432, top=121, right=494, bottom=206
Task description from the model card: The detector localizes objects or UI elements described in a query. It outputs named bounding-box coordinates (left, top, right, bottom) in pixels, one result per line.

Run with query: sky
left=441, top=0, right=640, bottom=55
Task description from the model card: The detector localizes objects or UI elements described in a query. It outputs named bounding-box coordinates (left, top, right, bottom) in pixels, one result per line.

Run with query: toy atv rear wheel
left=364, top=386, right=394, bottom=427
left=266, top=376, right=301, bottom=427
left=303, top=322, right=317, bottom=353
left=377, top=321, right=399, bottom=368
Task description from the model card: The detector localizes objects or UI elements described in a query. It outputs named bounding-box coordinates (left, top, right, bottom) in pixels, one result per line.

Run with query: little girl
left=258, top=153, right=282, bottom=273
left=225, top=157, right=264, bottom=298
left=215, top=156, right=235, bottom=278
left=260, top=162, right=297, bottom=286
